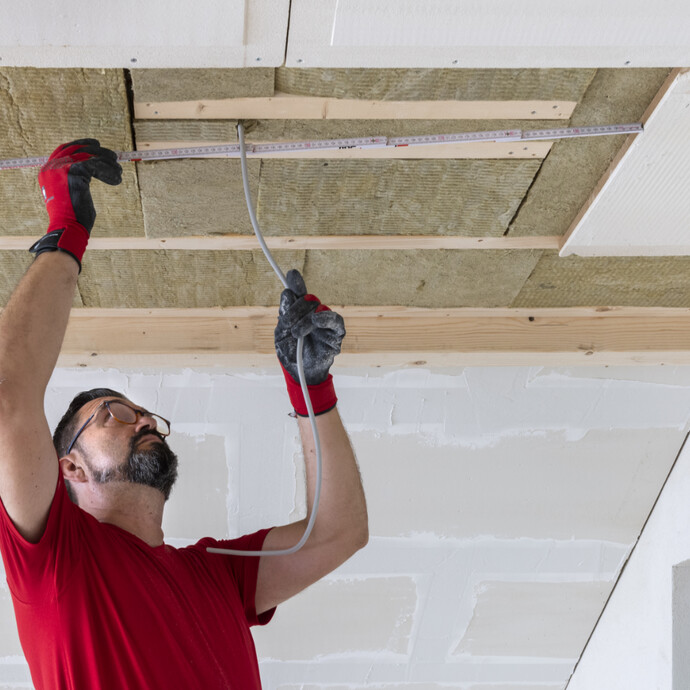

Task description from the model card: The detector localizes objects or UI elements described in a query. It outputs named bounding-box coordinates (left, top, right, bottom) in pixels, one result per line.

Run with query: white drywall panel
left=253, top=577, right=417, bottom=659
left=0, top=365, right=686, bottom=687
left=357, top=429, right=678, bottom=542
left=456, top=581, right=610, bottom=658
left=561, top=69, right=690, bottom=257
left=0, top=0, right=289, bottom=67
left=566, top=437, right=690, bottom=690
left=159, top=434, right=229, bottom=539
left=287, top=0, right=690, bottom=68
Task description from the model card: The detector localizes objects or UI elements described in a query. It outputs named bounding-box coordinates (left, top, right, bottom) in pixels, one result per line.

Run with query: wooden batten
left=52, top=306, right=690, bottom=367
left=134, top=94, right=576, bottom=120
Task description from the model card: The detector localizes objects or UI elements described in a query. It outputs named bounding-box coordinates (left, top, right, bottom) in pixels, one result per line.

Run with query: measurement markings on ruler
left=522, top=123, right=643, bottom=141
left=0, top=124, right=643, bottom=170
left=389, top=130, right=523, bottom=146
left=251, top=137, right=388, bottom=155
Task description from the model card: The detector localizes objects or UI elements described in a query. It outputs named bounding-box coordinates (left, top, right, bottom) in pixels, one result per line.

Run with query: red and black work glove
left=29, top=139, right=122, bottom=271
left=275, top=269, right=345, bottom=416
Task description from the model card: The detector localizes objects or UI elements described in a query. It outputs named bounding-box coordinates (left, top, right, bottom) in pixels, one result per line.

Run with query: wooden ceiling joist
left=136, top=140, right=552, bottom=160
left=54, top=306, right=690, bottom=368
left=134, top=94, right=576, bottom=120
left=0, top=236, right=562, bottom=251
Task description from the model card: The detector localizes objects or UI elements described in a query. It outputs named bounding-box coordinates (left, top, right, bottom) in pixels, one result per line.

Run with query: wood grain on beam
left=55, top=306, right=690, bottom=367
left=0, top=236, right=562, bottom=250
left=134, top=93, right=576, bottom=120
left=136, top=140, right=552, bottom=160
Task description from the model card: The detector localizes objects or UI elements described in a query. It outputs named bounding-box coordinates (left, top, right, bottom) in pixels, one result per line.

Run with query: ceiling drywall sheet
left=286, top=0, right=690, bottom=68
left=0, top=0, right=289, bottom=67
left=2, top=0, right=688, bottom=70
left=562, top=70, right=690, bottom=257
left=0, top=365, right=675, bottom=688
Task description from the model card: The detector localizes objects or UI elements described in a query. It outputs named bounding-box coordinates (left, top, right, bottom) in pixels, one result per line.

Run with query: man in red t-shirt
left=0, top=140, right=368, bottom=689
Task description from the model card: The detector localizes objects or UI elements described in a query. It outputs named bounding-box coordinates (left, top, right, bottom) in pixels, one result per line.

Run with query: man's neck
left=80, top=482, right=166, bottom=547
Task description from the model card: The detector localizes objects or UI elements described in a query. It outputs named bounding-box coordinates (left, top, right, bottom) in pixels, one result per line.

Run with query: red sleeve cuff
left=280, top=363, right=337, bottom=416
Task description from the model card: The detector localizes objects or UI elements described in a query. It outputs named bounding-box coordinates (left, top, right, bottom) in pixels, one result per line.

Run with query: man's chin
left=125, top=445, right=179, bottom=501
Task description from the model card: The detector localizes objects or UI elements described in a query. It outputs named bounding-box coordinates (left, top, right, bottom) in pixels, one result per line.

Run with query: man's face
left=71, top=397, right=178, bottom=500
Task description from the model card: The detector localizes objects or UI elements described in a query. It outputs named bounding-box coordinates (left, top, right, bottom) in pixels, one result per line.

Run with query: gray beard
left=90, top=430, right=179, bottom=501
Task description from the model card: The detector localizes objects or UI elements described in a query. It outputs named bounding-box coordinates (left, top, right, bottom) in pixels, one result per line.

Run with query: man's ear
left=58, top=454, right=88, bottom=483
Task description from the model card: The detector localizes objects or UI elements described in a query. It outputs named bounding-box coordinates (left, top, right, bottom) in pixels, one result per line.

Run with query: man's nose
left=134, top=413, right=158, bottom=433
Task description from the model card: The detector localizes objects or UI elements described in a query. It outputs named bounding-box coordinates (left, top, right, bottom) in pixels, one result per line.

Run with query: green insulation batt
left=132, top=67, right=596, bottom=101
left=512, top=253, right=690, bottom=309
left=73, top=249, right=543, bottom=309
left=137, top=158, right=541, bottom=237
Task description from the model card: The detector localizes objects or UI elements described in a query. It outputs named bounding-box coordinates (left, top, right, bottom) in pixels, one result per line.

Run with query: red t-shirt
left=0, top=476, right=275, bottom=690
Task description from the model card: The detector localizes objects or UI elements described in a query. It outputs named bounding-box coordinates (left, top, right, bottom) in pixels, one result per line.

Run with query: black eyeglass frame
left=65, top=399, right=171, bottom=455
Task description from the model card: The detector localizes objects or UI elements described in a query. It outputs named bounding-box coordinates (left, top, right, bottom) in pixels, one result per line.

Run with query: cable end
left=236, top=119, right=259, bottom=135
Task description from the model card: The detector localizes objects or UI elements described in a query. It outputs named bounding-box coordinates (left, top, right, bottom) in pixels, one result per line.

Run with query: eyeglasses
left=66, top=399, right=172, bottom=454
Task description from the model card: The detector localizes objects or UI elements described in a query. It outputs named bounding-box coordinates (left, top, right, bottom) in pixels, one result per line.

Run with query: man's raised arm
left=0, top=140, right=121, bottom=541
left=255, top=270, right=368, bottom=614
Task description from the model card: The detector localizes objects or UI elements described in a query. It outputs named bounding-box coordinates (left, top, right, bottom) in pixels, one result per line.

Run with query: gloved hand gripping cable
left=206, top=122, right=343, bottom=557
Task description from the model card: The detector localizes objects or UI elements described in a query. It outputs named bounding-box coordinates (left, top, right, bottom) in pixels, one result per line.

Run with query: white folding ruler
left=0, top=123, right=643, bottom=170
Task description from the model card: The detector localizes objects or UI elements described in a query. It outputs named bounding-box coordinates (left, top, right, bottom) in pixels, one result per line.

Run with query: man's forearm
left=297, top=408, right=368, bottom=549
left=0, top=252, right=78, bottom=402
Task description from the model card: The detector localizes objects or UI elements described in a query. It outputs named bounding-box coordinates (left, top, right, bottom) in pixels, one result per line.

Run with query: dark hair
left=53, top=388, right=126, bottom=504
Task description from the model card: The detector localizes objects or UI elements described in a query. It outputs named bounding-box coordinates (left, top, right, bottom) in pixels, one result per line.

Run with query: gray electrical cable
left=206, top=122, right=323, bottom=557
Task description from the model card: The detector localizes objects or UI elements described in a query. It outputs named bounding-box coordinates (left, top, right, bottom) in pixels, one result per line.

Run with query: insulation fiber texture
left=512, top=252, right=690, bottom=307
left=508, top=68, right=672, bottom=237
left=138, top=157, right=541, bottom=238
left=130, top=68, right=275, bottom=102
left=77, top=250, right=305, bottom=308
left=258, top=160, right=542, bottom=237
left=137, top=159, right=260, bottom=237
left=71, top=248, right=541, bottom=309
left=275, top=68, right=595, bottom=101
